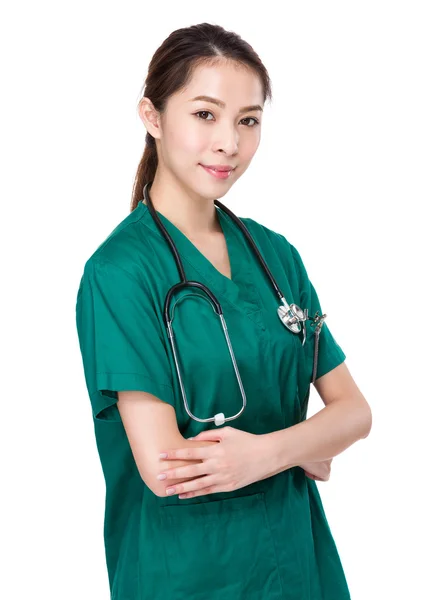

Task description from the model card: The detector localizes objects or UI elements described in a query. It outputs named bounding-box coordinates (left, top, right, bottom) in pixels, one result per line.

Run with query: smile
left=200, top=164, right=235, bottom=180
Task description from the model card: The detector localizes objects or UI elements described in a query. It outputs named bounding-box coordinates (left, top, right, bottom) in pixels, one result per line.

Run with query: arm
left=298, top=458, right=333, bottom=481
left=263, top=362, right=372, bottom=478
left=117, top=390, right=328, bottom=494
left=117, top=391, right=218, bottom=497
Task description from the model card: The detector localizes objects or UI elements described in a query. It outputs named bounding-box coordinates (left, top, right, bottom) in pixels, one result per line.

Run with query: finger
left=190, top=430, right=224, bottom=442
left=159, top=446, right=209, bottom=461
left=158, top=462, right=206, bottom=482
left=304, top=471, right=323, bottom=481
left=191, top=426, right=233, bottom=442
left=179, top=486, right=216, bottom=500
left=166, top=475, right=216, bottom=497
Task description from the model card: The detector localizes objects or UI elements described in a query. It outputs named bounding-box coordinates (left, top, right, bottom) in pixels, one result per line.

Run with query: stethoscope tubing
left=142, top=181, right=288, bottom=311
left=141, top=181, right=324, bottom=424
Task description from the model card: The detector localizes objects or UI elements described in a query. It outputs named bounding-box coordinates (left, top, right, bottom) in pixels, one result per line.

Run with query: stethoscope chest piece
left=141, top=180, right=327, bottom=422
left=277, top=303, right=308, bottom=345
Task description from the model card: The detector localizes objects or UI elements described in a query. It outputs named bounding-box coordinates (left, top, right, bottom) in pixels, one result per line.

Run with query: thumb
left=188, top=429, right=225, bottom=442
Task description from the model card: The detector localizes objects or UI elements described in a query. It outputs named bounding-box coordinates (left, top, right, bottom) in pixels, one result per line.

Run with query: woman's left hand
left=300, top=458, right=333, bottom=481
left=157, top=426, right=270, bottom=499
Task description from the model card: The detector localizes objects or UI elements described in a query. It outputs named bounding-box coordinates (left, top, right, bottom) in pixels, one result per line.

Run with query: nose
left=213, top=126, right=239, bottom=156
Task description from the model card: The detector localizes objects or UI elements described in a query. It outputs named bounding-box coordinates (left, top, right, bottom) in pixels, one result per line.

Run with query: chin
left=200, top=184, right=232, bottom=202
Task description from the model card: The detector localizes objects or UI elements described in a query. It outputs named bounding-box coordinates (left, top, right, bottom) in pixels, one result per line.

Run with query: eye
left=194, top=110, right=214, bottom=121
left=241, top=117, right=260, bottom=127
left=194, top=111, right=260, bottom=127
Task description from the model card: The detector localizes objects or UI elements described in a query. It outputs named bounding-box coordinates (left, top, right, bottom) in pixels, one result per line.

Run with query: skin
left=136, top=59, right=352, bottom=498
left=138, top=59, right=262, bottom=238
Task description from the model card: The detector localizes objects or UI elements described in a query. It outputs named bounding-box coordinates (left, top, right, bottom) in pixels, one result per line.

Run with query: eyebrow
left=189, top=95, right=263, bottom=113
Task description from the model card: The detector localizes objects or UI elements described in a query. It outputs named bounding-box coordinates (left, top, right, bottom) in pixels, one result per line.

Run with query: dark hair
left=130, top=23, right=273, bottom=212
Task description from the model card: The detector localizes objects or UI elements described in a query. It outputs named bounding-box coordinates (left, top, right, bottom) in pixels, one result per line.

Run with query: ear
left=138, top=96, right=162, bottom=142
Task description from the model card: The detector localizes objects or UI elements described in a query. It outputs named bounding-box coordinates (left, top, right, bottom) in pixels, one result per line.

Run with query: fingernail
left=159, top=453, right=168, bottom=459
left=157, top=473, right=167, bottom=480
left=166, top=488, right=175, bottom=495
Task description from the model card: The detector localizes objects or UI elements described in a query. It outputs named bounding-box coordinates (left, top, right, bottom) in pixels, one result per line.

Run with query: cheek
left=183, top=130, right=210, bottom=156
left=244, top=133, right=260, bottom=159
left=168, top=121, right=208, bottom=157
left=235, top=137, right=259, bottom=172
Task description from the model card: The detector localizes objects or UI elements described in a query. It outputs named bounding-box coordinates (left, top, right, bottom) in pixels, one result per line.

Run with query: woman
left=75, top=22, right=371, bottom=600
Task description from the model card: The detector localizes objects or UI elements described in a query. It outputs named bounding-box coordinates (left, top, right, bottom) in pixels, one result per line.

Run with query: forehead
left=172, top=61, right=264, bottom=108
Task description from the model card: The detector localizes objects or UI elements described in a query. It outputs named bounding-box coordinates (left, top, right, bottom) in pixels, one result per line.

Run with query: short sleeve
left=289, top=243, right=346, bottom=381
left=75, top=257, right=175, bottom=421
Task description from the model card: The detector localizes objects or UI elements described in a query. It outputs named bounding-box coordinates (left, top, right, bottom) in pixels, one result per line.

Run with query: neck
left=142, top=172, right=222, bottom=239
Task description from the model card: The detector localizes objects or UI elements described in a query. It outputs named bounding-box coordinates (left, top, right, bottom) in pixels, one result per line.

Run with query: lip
left=200, top=164, right=235, bottom=180
left=200, top=164, right=235, bottom=172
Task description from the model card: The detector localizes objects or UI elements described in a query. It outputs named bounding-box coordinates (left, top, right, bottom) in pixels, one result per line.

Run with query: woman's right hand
left=299, top=458, right=333, bottom=481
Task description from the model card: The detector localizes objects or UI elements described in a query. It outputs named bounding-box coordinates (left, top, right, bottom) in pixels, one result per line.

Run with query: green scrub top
left=75, top=200, right=350, bottom=600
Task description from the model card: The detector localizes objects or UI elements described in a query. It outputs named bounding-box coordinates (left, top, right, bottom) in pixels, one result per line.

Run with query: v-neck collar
left=136, top=199, right=258, bottom=310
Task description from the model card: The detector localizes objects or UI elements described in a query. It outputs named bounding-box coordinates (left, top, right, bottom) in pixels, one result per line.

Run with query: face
left=140, top=60, right=264, bottom=201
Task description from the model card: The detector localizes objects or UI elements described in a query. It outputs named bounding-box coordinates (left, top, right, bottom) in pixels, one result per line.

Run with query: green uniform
left=75, top=200, right=350, bottom=599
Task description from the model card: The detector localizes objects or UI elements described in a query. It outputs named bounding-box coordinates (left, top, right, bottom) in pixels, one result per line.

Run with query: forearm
left=263, top=395, right=372, bottom=478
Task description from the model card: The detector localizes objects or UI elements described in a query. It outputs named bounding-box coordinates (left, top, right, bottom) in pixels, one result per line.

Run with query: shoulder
left=235, top=215, right=315, bottom=307
left=235, top=214, right=310, bottom=291
left=81, top=204, right=153, bottom=282
left=237, top=215, right=300, bottom=267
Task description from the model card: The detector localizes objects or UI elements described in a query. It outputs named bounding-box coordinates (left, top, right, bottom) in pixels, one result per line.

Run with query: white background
left=2, top=1, right=421, bottom=598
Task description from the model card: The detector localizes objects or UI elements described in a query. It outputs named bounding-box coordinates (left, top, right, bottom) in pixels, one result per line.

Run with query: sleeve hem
left=93, top=372, right=175, bottom=420
left=315, top=350, right=346, bottom=381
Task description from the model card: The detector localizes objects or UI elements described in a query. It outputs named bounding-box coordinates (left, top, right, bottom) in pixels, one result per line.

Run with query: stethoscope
left=142, top=181, right=326, bottom=426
